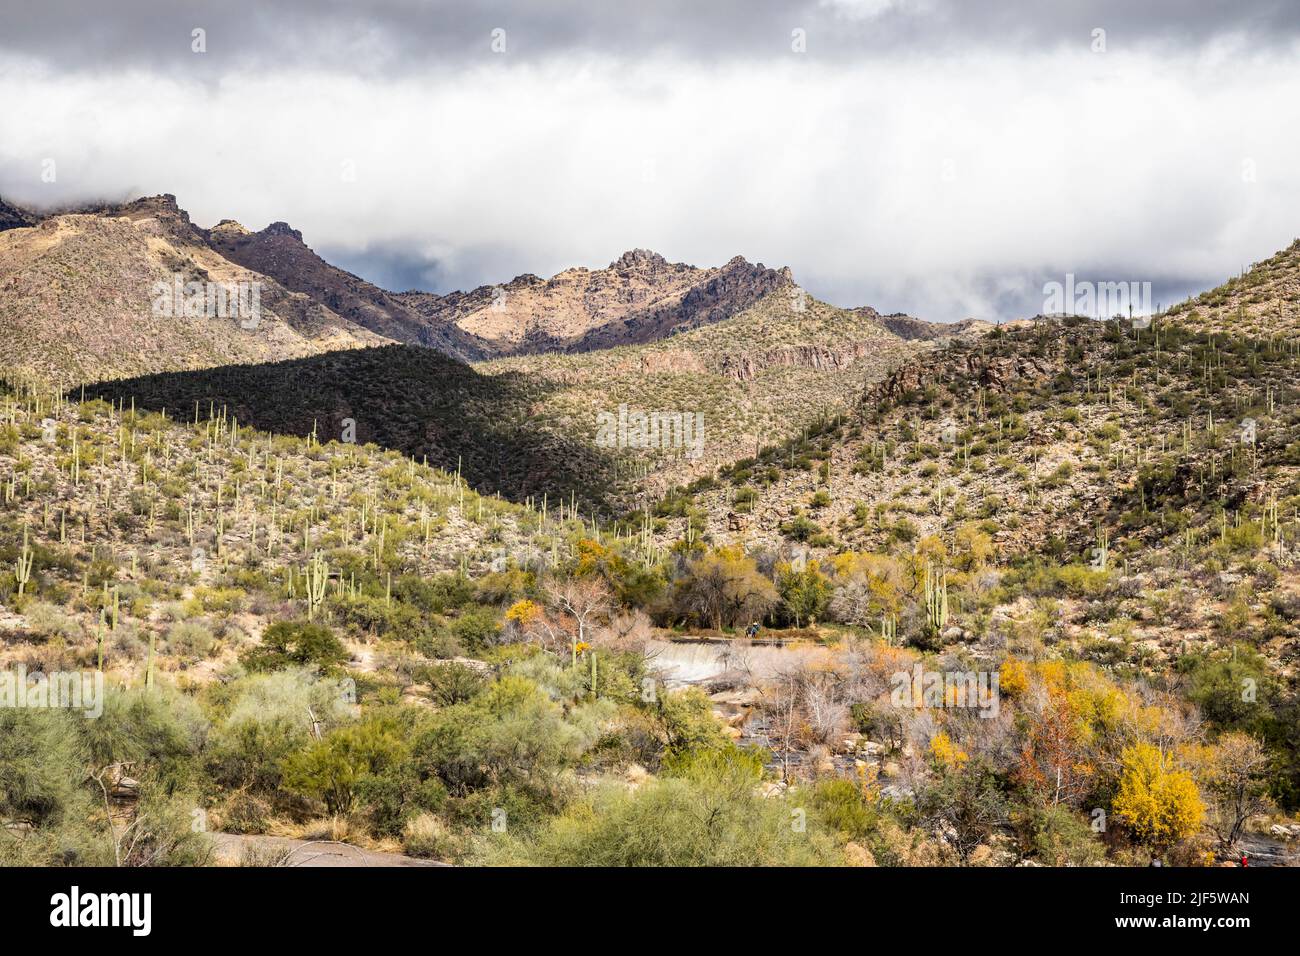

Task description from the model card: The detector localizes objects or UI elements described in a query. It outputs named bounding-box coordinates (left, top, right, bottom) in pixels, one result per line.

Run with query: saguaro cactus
left=1093, top=526, right=1110, bottom=571
left=14, top=526, right=33, bottom=596
left=924, top=564, right=948, bottom=634
left=305, top=551, right=328, bottom=620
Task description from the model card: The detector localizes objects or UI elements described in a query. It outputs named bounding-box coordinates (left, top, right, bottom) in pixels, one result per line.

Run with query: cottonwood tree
left=672, top=547, right=777, bottom=630
left=543, top=576, right=614, bottom=664
left=1199, top=732, right=1272, bottom=850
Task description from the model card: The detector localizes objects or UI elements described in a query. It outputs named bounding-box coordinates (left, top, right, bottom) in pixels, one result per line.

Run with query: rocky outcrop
left=111, top=193, right=207, bottom=245
left=0, top=196, right=37, bottom=233
left=718, top=340, right=897, bottom=382
left=870, top=347, right=1056, bottom=404
left=260, top=221, right=304, bottom=242
left=573, top=257, right=793, bottom=353
left=873, top=313, right=995, bottom=341
left=629, top=349, right=709, bottom=376
left=206, top=216, right=490, bottom=362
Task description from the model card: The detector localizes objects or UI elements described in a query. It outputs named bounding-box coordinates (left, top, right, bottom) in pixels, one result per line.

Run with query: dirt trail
left=210, top=833, right=448, bottom=867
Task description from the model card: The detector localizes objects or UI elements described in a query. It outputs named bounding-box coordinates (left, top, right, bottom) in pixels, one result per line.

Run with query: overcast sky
left=2, top=0, right=1299, bottom=321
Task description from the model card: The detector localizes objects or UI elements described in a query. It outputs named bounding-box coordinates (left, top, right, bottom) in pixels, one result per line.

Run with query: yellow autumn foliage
left=998, top=658, right=1030, bottom=697
left=929, top=731, right=969, bottom=769
left=505, top=599, right=542, bottom=627
left=1112, top=742, right=1205, bottom=849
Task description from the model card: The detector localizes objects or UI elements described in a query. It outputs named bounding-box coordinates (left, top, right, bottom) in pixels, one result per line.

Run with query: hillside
left=206, top=218, right=490, bottom=362
left=477, top=288, right=937, bottom=502
left=1168, top=238, right=1300, bottom=340
left=0, top=195, right=388, bottom=383
left=659, top=315, right=1300, bottom=559
left=873, top=314, right=996, bottom=341
left=83, top=345, right=615, bottom=508
left=400, top=249, right=793, bottom=356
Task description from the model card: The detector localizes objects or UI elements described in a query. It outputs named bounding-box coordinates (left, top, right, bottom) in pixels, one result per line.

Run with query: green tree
left=242, top=619, right=347, bottom=673
left=283, top=717, right=409, bottom=814
left=777, top=561, right=832, bottom=628
left=671, top=546, right=778, bottom=630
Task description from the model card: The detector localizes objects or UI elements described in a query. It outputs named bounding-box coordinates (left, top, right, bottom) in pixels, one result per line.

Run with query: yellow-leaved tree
left=1113, top=742, right=1205, bottom=850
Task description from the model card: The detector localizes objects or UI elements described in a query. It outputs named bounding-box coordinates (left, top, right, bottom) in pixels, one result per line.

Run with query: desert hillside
left=0, top=195, right=388, bottom=383
left=3, top=192, right=1299, bottom=872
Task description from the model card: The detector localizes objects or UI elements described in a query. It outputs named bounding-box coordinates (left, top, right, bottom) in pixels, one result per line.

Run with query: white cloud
left=2, top=40, right=1298, bottom=321
left=818, top=0, right=931, bottom=22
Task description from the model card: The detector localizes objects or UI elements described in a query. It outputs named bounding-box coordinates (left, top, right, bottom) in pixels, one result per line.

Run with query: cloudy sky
left=2, top=0, right=1299, bottom=321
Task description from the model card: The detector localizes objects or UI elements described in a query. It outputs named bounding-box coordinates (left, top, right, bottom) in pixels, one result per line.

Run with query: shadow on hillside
left=78, top=345, right=618, bottom=509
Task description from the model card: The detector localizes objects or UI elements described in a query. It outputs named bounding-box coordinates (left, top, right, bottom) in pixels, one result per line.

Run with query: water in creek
left=645, top=638, right=833, bottom=689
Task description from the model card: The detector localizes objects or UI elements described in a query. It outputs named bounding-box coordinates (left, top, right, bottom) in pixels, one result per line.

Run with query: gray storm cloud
left=5, top=0, right=1300, bottom=67
left=1, top=0, right=1298, bottom=321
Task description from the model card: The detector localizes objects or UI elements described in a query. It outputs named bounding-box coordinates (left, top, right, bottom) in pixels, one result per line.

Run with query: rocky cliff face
left=206, top=217, right=490, bottom=362
left=717, top=339, right=905, bottom=382
left=568, top=255, right=794, bottom=353
left=400, top=250, right=796, bottom=358
left=0, top=197, right=37, bottom=233
left=869, top=337, right=1056, bottom=405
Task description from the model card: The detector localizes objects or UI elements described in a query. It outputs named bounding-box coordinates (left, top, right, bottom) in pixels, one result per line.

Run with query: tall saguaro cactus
left=924, top=563, right=948, bottom=635
left=14, top=526, right=33, bottom=596
left=305, top=551, right=328, bottom=620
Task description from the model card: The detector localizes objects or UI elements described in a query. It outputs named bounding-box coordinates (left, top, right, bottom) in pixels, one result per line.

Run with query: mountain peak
left=260, top=221, right=304, bottom=242
left=210, top=218, right=250, bottom=236
left=610, top=248, right=669, bottom=270
left=110, top=193, right=201, bottom=242
left=117, top=193, right=183, bottom=216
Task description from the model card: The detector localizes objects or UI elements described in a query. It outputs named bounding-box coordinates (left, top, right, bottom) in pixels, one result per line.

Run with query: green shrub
left=419, top=662, right=489, bottom=706
left=486, top=746, right=840, bottom=866
left=206, top=668, right=353, bottom=793
left=283, top=716, right=409, bottom=815
left=167, top=620, right=216, bottom=658
left=449, top=606, right=501, bottom=655
left=242, top=620, right=347, bottom=673
left=809, top=778, right=879, bottom=841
